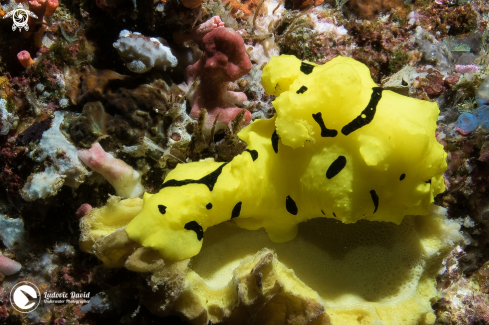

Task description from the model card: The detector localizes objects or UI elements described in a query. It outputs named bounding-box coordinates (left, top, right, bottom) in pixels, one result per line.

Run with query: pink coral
left=0, top=255, right=21, bottom=276
left=186, top=27, right=252, bottom=133
left=17, top=50, right=34, bottom=68
left=454, top=65, right=479, bottom=74
left=191, top=16, right=225, bottom=42
left=77, top=143, right=144, bottom=198
left=75, top=203, right=92, bottom=218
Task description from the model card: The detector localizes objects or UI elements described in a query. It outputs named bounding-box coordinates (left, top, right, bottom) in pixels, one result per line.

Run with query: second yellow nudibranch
left=125, top=55, right=447, bottom=260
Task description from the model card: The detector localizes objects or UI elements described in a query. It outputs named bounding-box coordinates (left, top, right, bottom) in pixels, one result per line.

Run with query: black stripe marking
left=321, top=210, right=325, bottom=215
left=300, top=62, right=314, bottom=74
left=161, top=162, right=228, bottom=191
left=296, top=86, right=308, bottom=94
left=158, top=205, right=167, bottom=214
left=326, top=156, right=347, bottom=179
left=370, top=190, right=379, bottom=214
left=206, top=203, right=213, bottom=209
left=312, top=112, right=338, bottom=138
left=286, top=195, right=298, bottom=215
left=271, top=130, right=279, bottom=154
left=231, top=202, right=242, bottom=219
left=244, top=149, right=258, bottom=161
left=425, top=179, right=431, bottom=184
left=342, top=87, right=383, bottom=136
left=400, top=174, right=406, bottom=181
left=185, top=221, right=203, bottom=241
left=333, top=212, right=337, bottom=217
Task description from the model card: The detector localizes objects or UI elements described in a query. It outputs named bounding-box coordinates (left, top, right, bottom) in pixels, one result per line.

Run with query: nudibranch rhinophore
left=125, top=55, right=447, bottom=260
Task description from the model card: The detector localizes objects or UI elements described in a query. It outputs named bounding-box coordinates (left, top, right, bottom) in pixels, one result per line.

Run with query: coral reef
left=186, top=27, right=252, bottom=133
left=1, top=0, right=489, bottom=322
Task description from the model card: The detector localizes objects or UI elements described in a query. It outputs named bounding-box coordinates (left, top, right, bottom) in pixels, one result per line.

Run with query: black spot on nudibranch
left=326, top=156, right=347, bottom=179
left=244, top=149, right=258, bottom=161
left=206, top=203, right=213, bottom=209
left=300, top=62, right=315, bottom=74
left=286, top=196, right=298, bottom=215
left=321, top=210, right=325, bottom=215
left=342, top=87, right=383, bottom=136
left=400, top=174, right=406, bottom=181
left=158, top=205, right=167, bottom=214
left=370, top=190, right=379, bottom=214
left=271, top=130, right=279, bottom=154
left=312, top=112, right=338, bottom=138
left=185, top=221, right=204, bottom=241
left=161, top=162, right=229, bottom=191
left=296, top=86, right=308, bottom=94
left=231, top=202, right=242, bottom=219
left=333, top=212, right=337, bottom=217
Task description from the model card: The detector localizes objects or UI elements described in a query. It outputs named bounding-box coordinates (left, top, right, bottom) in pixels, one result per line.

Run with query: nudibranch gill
left=125, top=55, right=447, bottom=260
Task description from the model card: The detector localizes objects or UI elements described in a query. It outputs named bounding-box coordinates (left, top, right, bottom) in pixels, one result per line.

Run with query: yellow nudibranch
left=125, top=55, right=447, bottom=260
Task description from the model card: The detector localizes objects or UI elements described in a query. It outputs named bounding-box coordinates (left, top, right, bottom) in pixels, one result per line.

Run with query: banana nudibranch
left=125, top=55, right=447, bottom=260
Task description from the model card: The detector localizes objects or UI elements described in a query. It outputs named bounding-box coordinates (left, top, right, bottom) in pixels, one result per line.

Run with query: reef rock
left=21, top=111, right=90, bottom=201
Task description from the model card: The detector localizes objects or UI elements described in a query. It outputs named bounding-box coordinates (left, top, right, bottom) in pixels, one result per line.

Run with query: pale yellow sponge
left=79, top=196, right=143, bottom=267
left=183, top=205, right=462, bottom=325
left=81, top=198, right=462, bottom=325
left=125, top=55, right=447, bottom=261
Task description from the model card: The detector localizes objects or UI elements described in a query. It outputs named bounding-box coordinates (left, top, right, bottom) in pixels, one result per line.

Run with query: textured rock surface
left=113, top=30, right=177, bottom=73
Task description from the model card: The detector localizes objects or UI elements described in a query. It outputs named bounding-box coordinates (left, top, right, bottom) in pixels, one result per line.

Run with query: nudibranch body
left=125, top=55, right=447, bottom=260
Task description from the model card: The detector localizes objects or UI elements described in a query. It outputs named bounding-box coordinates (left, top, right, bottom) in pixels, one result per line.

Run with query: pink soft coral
left=77, top=143, right=144, bottom=198
left=186, top=26, right=252, bottom=133
left=0, top=255, right=21, bottom=276
left=454, top=65, right=479, bottom=74
left=75, top=203, right=93, bottom=218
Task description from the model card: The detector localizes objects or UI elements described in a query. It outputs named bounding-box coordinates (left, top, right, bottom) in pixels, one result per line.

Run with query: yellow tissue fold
left=125, top=55, right=447, bottom=261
